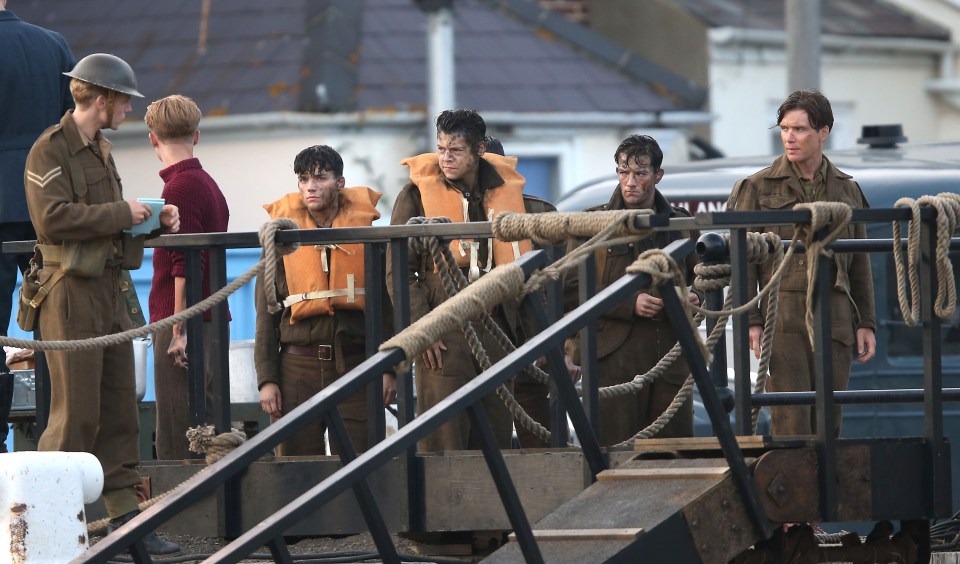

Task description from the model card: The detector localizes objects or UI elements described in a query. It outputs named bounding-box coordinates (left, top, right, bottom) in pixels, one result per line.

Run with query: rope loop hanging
left=793, top=201, right=853, bottom=347
left=892, top=193, right=960, bottom=325
left=261, top=217, right=302, bottom=314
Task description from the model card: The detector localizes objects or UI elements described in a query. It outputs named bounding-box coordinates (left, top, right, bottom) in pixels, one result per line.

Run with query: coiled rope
left=86, top=426, right=248, bottom=534
left=892, top=193, right=960, bottom=325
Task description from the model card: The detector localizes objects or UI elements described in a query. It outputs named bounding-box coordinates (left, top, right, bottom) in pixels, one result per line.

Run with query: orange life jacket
left=263, top=187, right=381, bottom=322
left=401, top=152, right=532, bottom=272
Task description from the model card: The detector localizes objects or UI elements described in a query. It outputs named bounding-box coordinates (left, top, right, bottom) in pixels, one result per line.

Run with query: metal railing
left=4, top=204, right=956, bottom=561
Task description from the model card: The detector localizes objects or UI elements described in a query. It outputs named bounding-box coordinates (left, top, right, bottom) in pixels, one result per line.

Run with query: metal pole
left=786, top=0, right=821, bottom=92
left=424, top=1, right=455, bottom=144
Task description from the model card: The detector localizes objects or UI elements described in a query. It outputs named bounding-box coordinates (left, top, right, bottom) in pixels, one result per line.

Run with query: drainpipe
left=416, top=0, right=456, bottom=146
left=786, top=0, right=821, bottom=92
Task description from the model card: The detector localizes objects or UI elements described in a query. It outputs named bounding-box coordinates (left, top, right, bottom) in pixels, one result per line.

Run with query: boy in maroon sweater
left=145, top=95, right=230, bottom=459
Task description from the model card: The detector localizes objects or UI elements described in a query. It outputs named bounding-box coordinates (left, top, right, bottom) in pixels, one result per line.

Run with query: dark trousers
left=273, top=348, right=369, bottom=456
left=416, top=321, right=514, bottom=452
left=0, top=221, right=36, bottom=452
left=153, top=322, right=222, bottom=460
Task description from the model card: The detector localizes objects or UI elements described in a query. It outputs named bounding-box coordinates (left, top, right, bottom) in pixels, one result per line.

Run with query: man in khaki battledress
left=728, top=90, right=876, bottom=436
left=24, top=53, right=181, bottom=554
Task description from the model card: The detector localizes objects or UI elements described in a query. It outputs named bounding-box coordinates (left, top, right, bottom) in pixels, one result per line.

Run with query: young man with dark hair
left=387, top=110, right=550, bottom=452
left=565, top=134, right=701, bottom=446
left=25, top=53, right=181, bottom=554
left=255, top=145, right=395, bottom=455
left=729, top=89, right=876, bottom=436
left=145, top=94, right=230, bottom=460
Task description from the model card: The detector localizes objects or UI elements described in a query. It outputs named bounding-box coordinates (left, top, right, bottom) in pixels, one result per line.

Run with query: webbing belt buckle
left=316, top=345, right=333, bottom=361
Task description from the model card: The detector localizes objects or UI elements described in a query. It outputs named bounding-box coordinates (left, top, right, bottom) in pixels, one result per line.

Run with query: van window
left=886, top=252, right=960, bottom=357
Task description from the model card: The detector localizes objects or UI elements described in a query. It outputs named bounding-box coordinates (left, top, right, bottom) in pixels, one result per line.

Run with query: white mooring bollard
left=0, top=452, right=104, bottom=563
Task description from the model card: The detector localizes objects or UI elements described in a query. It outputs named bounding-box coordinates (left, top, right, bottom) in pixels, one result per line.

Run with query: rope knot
left=186, top=425, right=247, bottom=465
left=744, top=231, right=785, bottom=265
left=406, top=216, right=453, bottom=256
left=693, top=262, right=731, bottom=292
left=626, top=248, right=682, bottom=287
left=794, top=201, right=852, bottom=255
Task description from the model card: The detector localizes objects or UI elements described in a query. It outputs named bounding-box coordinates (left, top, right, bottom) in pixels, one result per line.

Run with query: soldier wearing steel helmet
left=24, top=53, right=181, bottom=554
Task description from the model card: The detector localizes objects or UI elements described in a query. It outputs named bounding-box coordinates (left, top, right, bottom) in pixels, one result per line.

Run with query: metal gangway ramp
left=77, top=206, right=953, bottom=563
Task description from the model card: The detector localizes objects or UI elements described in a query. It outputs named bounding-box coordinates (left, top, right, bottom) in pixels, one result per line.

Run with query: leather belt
left=281, top=342, right=366, bottom=360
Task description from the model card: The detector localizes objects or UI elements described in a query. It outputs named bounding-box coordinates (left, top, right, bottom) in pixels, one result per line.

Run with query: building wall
left=884, top=0, right=960, bottom=141
left=709, top=35, right=944, bottom=157
left=110, top=116, right=692, bottom=232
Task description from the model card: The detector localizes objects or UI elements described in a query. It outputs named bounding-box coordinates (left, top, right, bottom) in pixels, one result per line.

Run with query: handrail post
left=920, top=211, right=950, bottom=515
left=364, top=242, right=387, bottom=449
left=207, top=245, right=241, bottom=538
left=659, top=248, right=770, bottom=540
left=813, top=252, right=838, bottom=522
left=389, top=238, right=423, bottom=532
left=184, top=250, right=206, bottom=456
left=577, top=253, right=599, bottom=441
left=697, top=232, right=735, bottom=419
left=467, top=403, right=544, bottom=564
left=729, top=228, right=753, bottom=436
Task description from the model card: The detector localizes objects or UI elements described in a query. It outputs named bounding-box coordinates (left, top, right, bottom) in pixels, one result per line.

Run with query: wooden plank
left=422, top=449, right=590, bottom=531
left=597, top=467, right=728, bottom=481
left=508, top=528, right=644, bottom=541
left=632, top=435, right=770, bottom=452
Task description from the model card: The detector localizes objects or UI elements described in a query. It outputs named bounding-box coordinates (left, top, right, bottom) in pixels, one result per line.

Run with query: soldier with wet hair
left=387, top=110, right=546, bottom=452
left=564, top=134, right=701, bottom=445
left=256, top=144, right=395, bottom=456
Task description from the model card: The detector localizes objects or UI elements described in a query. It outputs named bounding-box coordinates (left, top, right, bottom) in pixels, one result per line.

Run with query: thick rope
left=493, top=209, right=654, bottom=246
left=408, top=217, right=553, bottom=444
left=378, top=253, right=526, bottom=375
left=261, top=217, right=301, bottom=313
left=794, top=201, right=853, bottom=348
left=87, top=426, right=247, bottom=534
left=390, top=213, right=797, bottom=443
left=494, top=209, right=654, bottom=297
left=892, top=194, right=960, bottom=325
left=185, top=424, right=248, bottom=465
left=0, top=218, right=301, bottom=352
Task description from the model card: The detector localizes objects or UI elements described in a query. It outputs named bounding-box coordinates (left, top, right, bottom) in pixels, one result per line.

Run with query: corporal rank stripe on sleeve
left=26, top=167, right=63, bottom=189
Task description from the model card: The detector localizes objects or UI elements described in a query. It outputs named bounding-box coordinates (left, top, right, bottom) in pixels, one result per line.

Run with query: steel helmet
left=63, top=53, right=143, bottom=98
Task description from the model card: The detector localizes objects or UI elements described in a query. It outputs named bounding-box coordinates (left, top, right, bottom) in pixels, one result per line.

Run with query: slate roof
left=9, top=0, right=703, bottom=118
left=672, top=0, right=950, bottom=40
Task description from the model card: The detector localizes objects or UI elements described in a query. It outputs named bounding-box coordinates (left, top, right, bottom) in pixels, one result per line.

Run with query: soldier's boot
left=108, top=510, right=181, bottom=555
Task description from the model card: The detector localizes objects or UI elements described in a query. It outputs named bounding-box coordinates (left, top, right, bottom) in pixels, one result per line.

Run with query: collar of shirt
left=77, top=126, right=112, bottom=163
left=790, top=158, right=828, bottom=200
